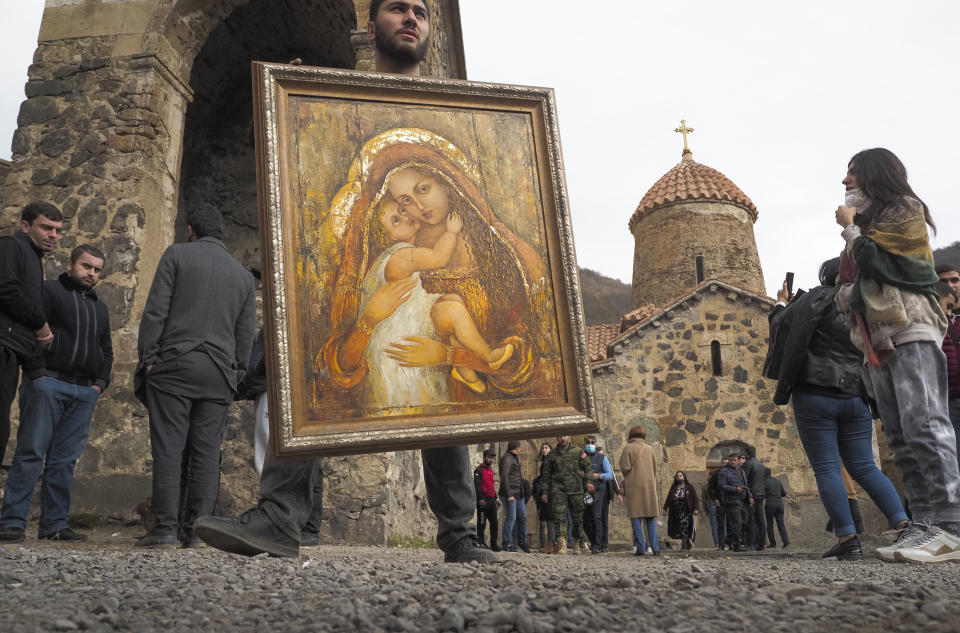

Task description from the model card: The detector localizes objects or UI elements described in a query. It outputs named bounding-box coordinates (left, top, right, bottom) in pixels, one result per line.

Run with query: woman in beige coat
left=618, top=426, right=660, bottom=556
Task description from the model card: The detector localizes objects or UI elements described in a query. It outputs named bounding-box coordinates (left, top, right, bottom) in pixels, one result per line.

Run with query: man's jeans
left=792, top=390, right=908, bottom=535
left=630, top=516, right=658, bottom=552
left=707, top=503, right=725, bottom=547
left=512, top=498, right=527, bottom=548
left=0, top=377, right=98, bottom=535
left=868, top=341, right=960, bottom=523
left=502, top=497, right=518, bottom=548
left=260, top=445, right=475, bottom=552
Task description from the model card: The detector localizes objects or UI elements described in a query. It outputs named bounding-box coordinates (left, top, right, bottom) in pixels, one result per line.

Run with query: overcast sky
left=2, top=1, right=958, bottom=297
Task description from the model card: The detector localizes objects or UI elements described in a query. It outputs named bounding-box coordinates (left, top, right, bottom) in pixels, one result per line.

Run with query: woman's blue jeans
left=630, top=516, right=658, bottom=552
left=792, top=391, right=908, bottom=536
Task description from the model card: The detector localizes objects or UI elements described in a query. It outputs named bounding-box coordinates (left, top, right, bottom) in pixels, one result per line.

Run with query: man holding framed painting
left=197, top=0, right=595, bottom=561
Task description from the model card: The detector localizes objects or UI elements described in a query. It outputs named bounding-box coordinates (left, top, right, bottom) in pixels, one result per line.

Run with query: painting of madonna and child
left=256, top=70, right=595, bottom=455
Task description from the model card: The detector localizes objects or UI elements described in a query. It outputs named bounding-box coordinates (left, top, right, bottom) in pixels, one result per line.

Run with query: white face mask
left=845, top=188, right=866, bottom=208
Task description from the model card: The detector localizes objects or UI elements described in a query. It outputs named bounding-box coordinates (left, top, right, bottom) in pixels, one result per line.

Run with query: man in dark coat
left=937, top=263, right=960, bottom=463
left=498, top=440, right=524, bottom=552
left=740, top=445, right=766, bottom=550
left=0, top=202, right=62, bottom=469
left=0, top=244, right=109, bottom=543
left=135, top=203, right=256, bottom=548
left=473, top=449, right=500, bottom=551
left=717, top=452, right=752, bottom=551
left=194, top=0, right=497, bottom=564
left=764, top=467, right=789, bottom=548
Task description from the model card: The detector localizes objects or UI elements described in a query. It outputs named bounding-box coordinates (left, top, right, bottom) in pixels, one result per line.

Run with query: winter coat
left=0, top=231, right=46, bottom=361
left=944, top=318, right=960, bottom=399
left=741, top=457, right=766, bottom=497
left=618, top=438, right=659, bottom=518
left=498, top=450, right=522, bottom=499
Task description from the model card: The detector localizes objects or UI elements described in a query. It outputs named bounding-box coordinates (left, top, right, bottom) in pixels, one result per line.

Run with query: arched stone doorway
left=176, top=0, right=356, bottom=263
left=706, top=439, right=747, bottom=471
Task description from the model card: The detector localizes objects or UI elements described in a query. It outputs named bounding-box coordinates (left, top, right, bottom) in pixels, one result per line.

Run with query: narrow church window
left=711, top=340, right=722, bottom=375
left=696, top=256, right=705, bottom=283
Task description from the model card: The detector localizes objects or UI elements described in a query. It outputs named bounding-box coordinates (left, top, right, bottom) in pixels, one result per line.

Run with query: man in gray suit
left=135, top=203, right=256, bottom=548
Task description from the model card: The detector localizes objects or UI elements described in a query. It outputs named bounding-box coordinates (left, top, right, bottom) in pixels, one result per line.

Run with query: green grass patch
left=67, top=513, right=107, bottom=529
left=387, top=534, right=439, bottom=549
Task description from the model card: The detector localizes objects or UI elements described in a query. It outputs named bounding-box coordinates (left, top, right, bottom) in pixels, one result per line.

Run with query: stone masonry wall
left=630, top=201, right=766, bottom=310
left=587, top=284, right=882, bottom=548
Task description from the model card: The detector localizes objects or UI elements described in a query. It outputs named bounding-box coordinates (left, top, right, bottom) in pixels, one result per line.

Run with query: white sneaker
left=875, top=522, right=927, bottom=561
left=892, top=526, right=960, bottom=563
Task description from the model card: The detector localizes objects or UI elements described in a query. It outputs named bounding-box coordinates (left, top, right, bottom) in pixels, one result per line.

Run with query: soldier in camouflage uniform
left=539, top=436, right=595, bottom=554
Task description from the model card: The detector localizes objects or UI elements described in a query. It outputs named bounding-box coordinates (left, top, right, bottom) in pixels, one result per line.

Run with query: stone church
left=582, top=140, right=846, bottom=546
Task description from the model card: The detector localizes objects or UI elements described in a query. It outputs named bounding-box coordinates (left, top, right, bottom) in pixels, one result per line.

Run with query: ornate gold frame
left=253, top=62, right=596, bottom=457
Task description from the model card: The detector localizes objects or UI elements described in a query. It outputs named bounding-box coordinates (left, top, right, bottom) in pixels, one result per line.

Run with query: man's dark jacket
left=0, top=231, right=46, bottom=361
left=717, top=464, right=752, bottom=504
left=24, top=273, right=113, bottom=390
left=135, top=236, right=256, bottom=403
left=741, top=456, right=766, bottom=497
left=499, top=450, right=522, bottom=499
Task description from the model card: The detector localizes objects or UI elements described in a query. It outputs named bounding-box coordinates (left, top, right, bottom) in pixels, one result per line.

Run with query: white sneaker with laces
left=875, top=522, right=927, bottom=562
left=892, top=526, right=960, bottom=563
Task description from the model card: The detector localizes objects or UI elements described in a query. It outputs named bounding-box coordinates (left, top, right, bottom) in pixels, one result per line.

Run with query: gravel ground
left=2, top=525, right=959, bottom=633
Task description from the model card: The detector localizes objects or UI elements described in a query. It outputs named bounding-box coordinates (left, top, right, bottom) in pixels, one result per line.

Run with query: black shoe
left=39, top=528, right=86, bottom=542
left=134, top=533, right=177, bottom=549
left=652, top=550, right=661, bottom=556
left=443, top=535, right=496, bottom=564
left=600, top=546, right=608, bottom=553
left=0, top=527, right=25, bottom=543
left=782, top=542, right=789, bottom=549
left=490, top=544, right=501, bottom=552
left=732, top=545, right=745, bottom=552
left=300, top=531, right=319, bottom=547
left=194, top=508, right=299, bottom=558
left=519, top=543, right=531, bottom=553
left=634, top=550, right=645, bottom=556
left=183, top=536, right=209, bottom=549
left=822, top=536, right=863, bottom=561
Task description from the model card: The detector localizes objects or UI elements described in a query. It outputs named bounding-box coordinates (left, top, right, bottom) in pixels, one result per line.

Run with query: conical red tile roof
left=629, top=151, right=757, bottom=230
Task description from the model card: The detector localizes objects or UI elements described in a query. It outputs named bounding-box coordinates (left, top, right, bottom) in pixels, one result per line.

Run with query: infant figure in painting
left=368, top=198, right=514, bottom=397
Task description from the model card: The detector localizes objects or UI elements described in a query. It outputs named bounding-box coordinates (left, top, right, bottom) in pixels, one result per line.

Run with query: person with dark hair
left=0, top=244, right=110, bottom=543
left=663, top=471, right=699, bottom=550
left=717, top=452, right=751, bottom=552
left=473, top=448, right=500, bottom=551
left=583, top=434, right=614, bottom=554
left=935, top=264, right=960, bottom=463
left=499, top=440, right=524, bottom=552
left=0, top=202, right=63, bottom=472
left=936, top=263, right=960, bottom=297
left=834, top=148, right=960, bottom=562
left=704, top=457, right=727, bottom=550
left=766, top=255, right=911, bottom=561
left=740, top=445, right=766, bottom=550
left=763, top=467, right=789, bottom=548
left=596, top=446, right=621, bottom=553
left=134, top=203, right=256, bottom=549
left=618, top=426, right=660, bottom=556
left=531, top=442, right=555, bottom=553
left=540, top=436, right=593, bottom=555
left=196, top=0, right=498, bottom=565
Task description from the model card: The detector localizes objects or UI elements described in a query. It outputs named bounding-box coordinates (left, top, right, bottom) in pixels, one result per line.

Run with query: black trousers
left=765, top=501, right=788, bottom=546
left=145, top=351, right=231, bottom=537
left=0, top=346, right=20, bottom=468
left=723, top=500, right=743, bottom=547
left=588, top=485, right=608, bottom=549
left=476, top=496, right=498, bottom=547
left=750, top=495, right=767, bottom=550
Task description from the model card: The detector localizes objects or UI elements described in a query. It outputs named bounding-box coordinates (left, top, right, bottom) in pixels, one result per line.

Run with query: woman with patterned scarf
left=834, top=148, right=960, bottom=563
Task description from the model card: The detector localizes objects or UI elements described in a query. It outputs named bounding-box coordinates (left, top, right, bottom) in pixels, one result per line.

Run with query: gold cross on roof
left=675, top=119, right=694, bottom=152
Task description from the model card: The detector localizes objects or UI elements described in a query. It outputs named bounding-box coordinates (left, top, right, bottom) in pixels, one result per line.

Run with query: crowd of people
left=473, top=436, right=792, bottom=556
left=0, top=1, right=958, bottom=569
